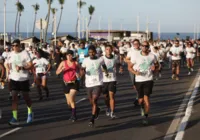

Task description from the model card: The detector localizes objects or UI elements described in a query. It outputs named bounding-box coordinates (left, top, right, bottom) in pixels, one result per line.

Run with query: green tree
left=76, top=0, right=86, bottom=38
left=57, top=0, right=65, bottom=33
left=44, top=0, right=54, bottom=43
left=16, top=2, right=24, bottom=37
left=32, top=3, right=40, bottom=36
left=88, top=5, right=95, bottom=27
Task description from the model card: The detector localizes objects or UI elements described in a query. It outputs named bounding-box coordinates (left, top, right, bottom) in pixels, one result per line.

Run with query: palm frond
left=88, top=5, right=95, bottom=15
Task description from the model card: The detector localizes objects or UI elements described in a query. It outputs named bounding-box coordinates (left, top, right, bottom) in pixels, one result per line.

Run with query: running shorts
left=10, top=79, right=30, bottom=92
left=172, top=60, right=181, bottom=67
left=135, top=80, right=154, bottom=98
left=36, top=73, right=47, bottom=79
left=63, top=80, right=79, bottom=94
left=102, top=81, right=117, bottom=95
left=87, top=85, right=102, bottom=97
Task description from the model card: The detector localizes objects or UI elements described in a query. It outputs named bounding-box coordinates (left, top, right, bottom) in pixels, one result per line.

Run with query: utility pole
left=54, top=13, right=57, bottom=47
left=4, top=0, right=6, bottom=48
left=77, top=0, right=81, bottom=39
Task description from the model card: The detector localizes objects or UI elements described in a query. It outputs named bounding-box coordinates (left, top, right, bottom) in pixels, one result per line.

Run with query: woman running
left=33, top=49, right=51, bottom=100
left=56, top=50, right=80, bottom=122
left=82, top=45, right=109, bottom=127
left=185, top=42, right=196, bottom=75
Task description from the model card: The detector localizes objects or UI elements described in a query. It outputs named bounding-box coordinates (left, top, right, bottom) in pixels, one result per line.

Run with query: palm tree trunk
left=57, top=8, right=63, bottom=34
left=88, top=16, right=92, bottom=27
left=44, top=0, right=51, bottom=43
left=15, top=12, right=19, bottom=36
left=52, top=15, right=54, bottom=35
left=32, top=12, right=37, bottom=36
left=75, top=17, right=78, bottom=38
left=18, top=14, right=21, bottom=38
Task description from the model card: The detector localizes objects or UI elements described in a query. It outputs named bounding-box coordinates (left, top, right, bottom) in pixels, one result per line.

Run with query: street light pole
left=4, top=0, right=6, bottom=48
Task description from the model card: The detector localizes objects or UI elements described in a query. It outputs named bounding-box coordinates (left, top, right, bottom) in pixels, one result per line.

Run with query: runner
left=81, top=45, right=109, bottom=127
left=56, top=50, right=80, bottom=122
left=33, top=49, right=51, bottom=100
left=126, top=39, right=141, bottom=106
left=169, top=40, right=183, bottom=80
left=0, top=56, right=5, bottom=89
left=102, top=45, right=120, bottom=119
left=8, top=39, right=33, bottom=125
left=128, top=41, right=158, bottom=125
left=185, top=41, right=196, bottom=75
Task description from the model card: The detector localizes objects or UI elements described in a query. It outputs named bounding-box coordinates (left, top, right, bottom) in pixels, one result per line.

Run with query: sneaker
left=171, top=74, right=176, bottom=79
left=110, top=112, right=117, bottom=119
left=159, top=73, right=162, bottom=78
left=9, top=118, right=19, bottom=126
left=191, top=68, right=194, bottom=72
left=176, top=77, right=179, bottom=81
left=106, top=109, right=110, bottom=117
left=31, top=83, right=35, bottom=88
left=142, top=117, right=149, bottom=125
left=95, top=107, right=101, bottom=120
left=188, top=72, right=191, bottom=75
left=27, top=113, right=34, bottom=124
left=141, top=108, right=145, bottom=117
left=69, top=115, right=77, bottom=122
left=88, top=119, right=94, bottom=127
left=133, top=99, right=139, bottom=106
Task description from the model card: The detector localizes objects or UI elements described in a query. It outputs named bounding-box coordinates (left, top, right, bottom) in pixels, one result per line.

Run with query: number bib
left=80, top=53, right=85, bottom=59
left=88, top=75, right=99, bottom=84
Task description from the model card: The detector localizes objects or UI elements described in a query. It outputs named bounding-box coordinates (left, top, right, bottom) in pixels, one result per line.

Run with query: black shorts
left=135, top=81, right=154, bottom=98
left=63, top=80, right=79, bottom=94
left=103, top=81, right=117, bottom=95
left=10, top=79, right=30, bottom=92
left=87, top=86, right=102, bottom=97
left=172, top=60, right=180, bottom=67
left=129, top=72, right=135, bottom=85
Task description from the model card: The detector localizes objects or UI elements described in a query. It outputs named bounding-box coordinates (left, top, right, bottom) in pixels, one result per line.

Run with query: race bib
left=88, top=75, right=99, bottom=84
left=80, top=53, right=85, bottom=59
left=107, top=73, right=114, bottom=79
left=37, top=67, right=44, bottom=73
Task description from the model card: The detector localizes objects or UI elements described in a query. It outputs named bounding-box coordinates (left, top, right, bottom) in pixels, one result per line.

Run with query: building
left=89, top=30, right=153, bottom=42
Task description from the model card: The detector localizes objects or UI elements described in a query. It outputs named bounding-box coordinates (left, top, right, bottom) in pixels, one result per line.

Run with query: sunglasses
left=142, top=45, right=149, bottom=48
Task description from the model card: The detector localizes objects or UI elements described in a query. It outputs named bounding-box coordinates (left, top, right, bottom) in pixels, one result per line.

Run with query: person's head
left=66, top=50, right=74, bottom=61
left=186, top=41, right=192, bottom=47
left=4, top=45, right=9, bottom=52
left=80, top=41, right=85, bottom=49
left=55, top=47, right=60, bottom=53
left=88, top=45, right=97, bottom=59
left=58, top=39, right=64, bottom=47
left=141, top=41, right=150, bottom=53
left=11, top=39, right=21, bottom=52
left=42, top=43, right=47, bottom=49
left=175, top=40, right=179, bottom=47
left=72, top=43, right=75, bottom=48
left=105, top=45, right=113, bottom=56
left=132, top=39, right=140, bottom=49
left=36, top=49, right=43, bottom=58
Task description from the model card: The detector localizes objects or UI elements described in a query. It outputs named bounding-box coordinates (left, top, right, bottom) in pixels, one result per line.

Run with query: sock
left=72, top=108, right=76, bottom=116
left=91, top=114, right=95, bottom=120
left=12, top=110, right=18, bottom=120
left=27, top=106, right=32, bottom=115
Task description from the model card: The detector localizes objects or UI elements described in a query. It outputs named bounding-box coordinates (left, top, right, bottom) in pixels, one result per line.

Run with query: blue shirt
left=78, top=48, right=88, bottom=63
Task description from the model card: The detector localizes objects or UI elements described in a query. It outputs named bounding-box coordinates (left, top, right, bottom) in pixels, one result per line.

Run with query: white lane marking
left=76, top=98, right=86, bottom=104
left=0, top=98, right=87, bottom=139
left=164, top=71, right=200, bottom=140
left=175, top=76, right=200, bottom=140
left=0, top=127, right=22, bottom=139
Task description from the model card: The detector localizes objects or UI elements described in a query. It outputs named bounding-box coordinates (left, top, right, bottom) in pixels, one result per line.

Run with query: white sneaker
left=106, top=109, right=110, bottom=117
left=191, top=68, right=194, bottom=72
left=159, top=73, right=162, bottom=78
left=110, top=112, right=117, bottom=119
left=188, top=72, right=191, bottom=75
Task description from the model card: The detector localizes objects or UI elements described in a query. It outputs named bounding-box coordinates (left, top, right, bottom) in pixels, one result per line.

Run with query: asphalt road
left=0, top=63, right=199, bottom=140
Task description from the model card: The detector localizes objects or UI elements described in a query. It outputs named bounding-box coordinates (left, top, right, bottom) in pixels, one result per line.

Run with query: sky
left=0, top=0, right=200, bottom=33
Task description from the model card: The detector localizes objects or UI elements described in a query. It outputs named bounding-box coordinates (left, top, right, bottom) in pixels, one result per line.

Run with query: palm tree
left=15, top=0, right=20, bottom=36
left=76, top=0, right=86, bottom=38
left=32, top=3, right=40, bottom=36
left=51, top=8, right=57, bottom=34
left=44, top=0, right=54, bottom=43
left=57, top=0, right=65, bottom=33
left=88, top=5, right=95, bottom=27
left=16, top=2, right=24, bottom=37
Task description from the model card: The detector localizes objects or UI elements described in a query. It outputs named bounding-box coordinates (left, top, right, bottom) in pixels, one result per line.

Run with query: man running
left=128, top=41, right=158, bottom=125
left=82, top=45, right=108, bottom=127
left=8, top=39, right=33, bottom=125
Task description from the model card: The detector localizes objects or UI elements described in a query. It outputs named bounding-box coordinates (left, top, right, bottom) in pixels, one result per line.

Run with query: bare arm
left=56, top=61, right=65, bottom=75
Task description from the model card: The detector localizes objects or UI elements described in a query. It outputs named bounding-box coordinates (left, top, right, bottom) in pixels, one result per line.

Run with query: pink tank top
left=63, top=61, right=77, bottom=82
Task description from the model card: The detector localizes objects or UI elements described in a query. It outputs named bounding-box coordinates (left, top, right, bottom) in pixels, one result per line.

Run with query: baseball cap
left=12, top=39, right=20, bottom=46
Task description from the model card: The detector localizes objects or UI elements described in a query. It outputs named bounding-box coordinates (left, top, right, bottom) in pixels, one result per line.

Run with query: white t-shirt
left=8, top=50, right=31, bottom=81
left=2, top=51, right=10, bottom=60
left=102, top=55, right=117, bottom=82
left=131, top=52, right=157, bottom=82
left=186, top=47, right=196, bottom=59
left=33, top=58, right=49, bottom=74
left=82, top=57, right=104, bottom=88
left=127, top=47, right=140, bottom=60
left=119, top=46, right=125, bottom=55
left=170, top=46, right=183, bottom=60
left=60, top=47, right=68, bottom=54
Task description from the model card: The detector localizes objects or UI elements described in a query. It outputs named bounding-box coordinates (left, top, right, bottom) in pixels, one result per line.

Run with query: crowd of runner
left=0, top=38, right=200, bottom=127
